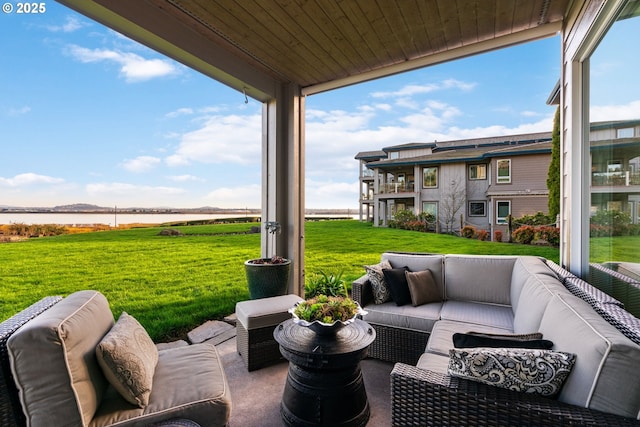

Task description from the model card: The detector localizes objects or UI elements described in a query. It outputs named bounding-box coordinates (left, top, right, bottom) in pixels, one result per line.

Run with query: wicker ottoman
left=235, top=294, right=303, bottom=371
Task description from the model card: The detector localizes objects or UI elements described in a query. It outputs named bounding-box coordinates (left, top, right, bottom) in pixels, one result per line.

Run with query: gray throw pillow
left=364, top=260, right=392, bottom=304
left=96, top=312, right=158, bottom=407
left=448, top=348, right=575, bottom=397
left=405, top=269, right=440, bottom=306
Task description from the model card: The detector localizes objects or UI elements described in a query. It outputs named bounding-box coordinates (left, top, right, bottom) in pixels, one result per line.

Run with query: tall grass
left=1, top=220, right=560, bottom=341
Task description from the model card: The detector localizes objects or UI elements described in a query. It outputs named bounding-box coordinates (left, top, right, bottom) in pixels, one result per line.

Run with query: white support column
left=262, top=83, right=305, bottom=296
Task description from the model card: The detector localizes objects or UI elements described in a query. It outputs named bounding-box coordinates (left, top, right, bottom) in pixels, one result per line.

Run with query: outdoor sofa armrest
left=390, top=363, right=640, bottom=426
left=1, top=296, right=63, bottom=427
left=352, top=274, right=374, bottom=308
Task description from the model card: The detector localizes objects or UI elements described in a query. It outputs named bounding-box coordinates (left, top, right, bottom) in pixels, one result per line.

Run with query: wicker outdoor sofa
left=0, top=291, right=231, bottom=427
left=353, top=252, right=640, bottom=425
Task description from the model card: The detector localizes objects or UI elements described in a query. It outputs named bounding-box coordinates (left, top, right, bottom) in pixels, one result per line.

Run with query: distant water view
left=0, top=212, right=357, bottom=226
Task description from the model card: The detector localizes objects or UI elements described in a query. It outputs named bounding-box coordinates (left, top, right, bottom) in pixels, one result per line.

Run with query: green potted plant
left=290, top=294, right=365, bottom=335
left=244, top=221, right=291, bottom=299
left=290, top=270, right=365, bottom=335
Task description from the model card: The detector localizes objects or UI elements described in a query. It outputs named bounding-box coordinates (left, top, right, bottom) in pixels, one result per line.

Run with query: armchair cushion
left=96, top=312, right=158, bottom=408
left=447, top=347, right=575, bottom=397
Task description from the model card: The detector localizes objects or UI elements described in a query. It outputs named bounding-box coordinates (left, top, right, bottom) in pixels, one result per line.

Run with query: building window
left=496, top=159, right=511, bottom=183
left=469, top=164, right=487, bottom=180
left=423, top=201, right=437, bottom=218
left=468, top=201, right=486, bottom=217
left=389, top=152, right=399, bottom=159
left=496, top=201, right=511, bottom=224
left=617, top=128, right=634, bottom=138
left=423, top=167, right=438, bottom=188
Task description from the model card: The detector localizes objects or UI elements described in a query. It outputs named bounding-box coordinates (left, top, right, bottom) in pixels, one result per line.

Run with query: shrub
left=476, top=229, right=489, bottom=241
left=494, top=230, right=503, bottom=242
left=591, top=209, right=632, bottom=236
left=514, top=212, right=554, bottom=226
left=534, top=226, right=560, bottom=246
left=461, top=225, right=476, bottom=239
left=512, top=225, right=536, bottom=244
left=388, top=209, right=417, bottom=229
left=305, top=270, right=347, bottom=298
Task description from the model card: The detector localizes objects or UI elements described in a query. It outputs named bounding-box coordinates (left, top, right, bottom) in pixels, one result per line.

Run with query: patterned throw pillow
left=96, top=312, right=158, bottom=407
left=448, top=348, right=575, bottom=397
left=364, top=260, right=392, bottom=304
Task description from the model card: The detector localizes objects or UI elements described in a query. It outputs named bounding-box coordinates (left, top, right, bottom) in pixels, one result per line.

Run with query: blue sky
left=1, top=3, right=635, bottom=210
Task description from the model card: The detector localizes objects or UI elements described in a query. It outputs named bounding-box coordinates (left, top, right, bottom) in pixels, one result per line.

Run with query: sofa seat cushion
left=416, top=352, right=450, bottom=375
left=7, top=290, right=114, bottom=427
left=91, top=342, right=231, bottom=427
left=440, top=300, right=514, bottom=330
left=539, top=292, right=640, bottom=419
left=426, top=320, right=512, bottom=356
left=363, top=301, right=442, bottom=333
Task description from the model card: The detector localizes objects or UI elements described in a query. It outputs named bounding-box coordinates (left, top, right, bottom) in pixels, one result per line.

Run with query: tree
left=547, top=106, right=561, bottom=220
left=440, top=178, right=466, bottom=233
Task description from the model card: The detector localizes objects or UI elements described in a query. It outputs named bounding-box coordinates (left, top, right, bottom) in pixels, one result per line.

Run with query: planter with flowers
left=290, top=295, right=366, bottom=335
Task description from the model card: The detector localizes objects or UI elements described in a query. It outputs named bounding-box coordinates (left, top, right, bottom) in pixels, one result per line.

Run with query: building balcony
left=379, top=182, right=415, bottom=194
left=592, top=171, right=640, bottom=187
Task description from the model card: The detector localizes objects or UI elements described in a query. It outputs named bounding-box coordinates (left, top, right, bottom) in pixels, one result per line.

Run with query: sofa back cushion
left=539, top=292, right=640, bottom=419
left=381, top=253, right=444, bottom=300
left=8, top=290, right=115, bottom=427
left=512, top=273, right=567, bottom=333
left=510, top=256, right=557, bottom=313
left=444, top=255, right=516, bottom=305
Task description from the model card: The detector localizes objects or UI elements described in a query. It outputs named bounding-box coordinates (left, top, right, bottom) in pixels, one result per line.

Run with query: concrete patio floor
left=191, top=319, right=394, bottom=426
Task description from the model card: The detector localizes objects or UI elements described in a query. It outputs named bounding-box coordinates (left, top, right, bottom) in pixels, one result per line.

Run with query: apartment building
left=356, top=120, right=640, bottom=240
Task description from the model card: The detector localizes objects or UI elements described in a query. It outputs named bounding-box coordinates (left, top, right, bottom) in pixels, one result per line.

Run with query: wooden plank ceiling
left=160, top=0, right=570, bottom=87
left=64, top=0, right=572, bottom=97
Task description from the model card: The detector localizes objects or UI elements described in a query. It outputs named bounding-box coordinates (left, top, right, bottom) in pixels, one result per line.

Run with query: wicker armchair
left=391, top=363, right=640, bottom=426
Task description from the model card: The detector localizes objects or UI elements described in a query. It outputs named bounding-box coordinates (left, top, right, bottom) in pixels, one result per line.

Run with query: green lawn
left=1, top=220, right=560, bottom=341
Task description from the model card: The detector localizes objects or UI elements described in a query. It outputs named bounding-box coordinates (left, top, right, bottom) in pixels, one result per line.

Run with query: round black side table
left=274, top=318, right=376, bottom=427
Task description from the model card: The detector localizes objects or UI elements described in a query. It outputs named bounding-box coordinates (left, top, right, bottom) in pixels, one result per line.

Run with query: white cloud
left=165, top=108, right=194, bottom=118
left=167, top=174, right=204, bottom=182
left=0, top=173, right=64, bottom=187
left=371, top=79, right=476, bottom=98
left=205, top=184, right=261, bottom=208
left=7, top=106, right=31, bottom=116
left=86, top=182, right=185, bottom=197
left=306, top=179, right=359, bottom=209
left=591, top=100, right=640, bottom=121
left=165, top=112, right=262, bottom=166
left=120, top=156, right=161, bottom=173
left=66, top=45, right=179, bottom=82
left=47, top=16, right=86, bottom=33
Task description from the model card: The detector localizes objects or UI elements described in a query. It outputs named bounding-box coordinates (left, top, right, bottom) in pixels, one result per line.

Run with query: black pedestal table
left=274, top=318, right=376, bottom=427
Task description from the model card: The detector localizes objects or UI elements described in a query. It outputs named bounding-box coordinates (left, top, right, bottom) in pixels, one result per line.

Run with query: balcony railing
left=592, top=171, right=640, bottom=187
left=380, top=182, right=414, bottom=193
